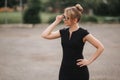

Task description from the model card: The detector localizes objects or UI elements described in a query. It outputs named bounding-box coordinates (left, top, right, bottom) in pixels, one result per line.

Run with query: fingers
left=56, top=15, right=64, bottom=22
left=57, top=15, right=64, bottom=18
left=76, top=62, right=85, bottom=67
left=76, top=59, right=88, bottom=67
left=77, top=59, right=83, bottom=62
left=80, top=64, right=85, bottom=67
left=76, top=59, right=83, bottom=67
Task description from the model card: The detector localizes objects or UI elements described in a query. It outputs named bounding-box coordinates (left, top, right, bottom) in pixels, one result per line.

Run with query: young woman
left=41, top=4, right=104, bottom=80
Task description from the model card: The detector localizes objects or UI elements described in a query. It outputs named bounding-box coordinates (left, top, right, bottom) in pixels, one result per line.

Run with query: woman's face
left=63, top=13, right=73, bottom=27
left=63, top=12, right=77, bottom=27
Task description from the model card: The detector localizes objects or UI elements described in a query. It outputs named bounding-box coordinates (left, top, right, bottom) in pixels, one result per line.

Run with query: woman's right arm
left=41, top=15, right=63, bottom=39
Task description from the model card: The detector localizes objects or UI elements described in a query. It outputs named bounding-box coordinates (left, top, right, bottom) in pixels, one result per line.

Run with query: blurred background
left=0, top=0, right=120, bottom=80
left=0, top=0, right=120, bottom=24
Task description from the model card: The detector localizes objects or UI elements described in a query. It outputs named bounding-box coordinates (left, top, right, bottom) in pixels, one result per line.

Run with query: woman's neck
left=69, top=23, right=79, bottom=32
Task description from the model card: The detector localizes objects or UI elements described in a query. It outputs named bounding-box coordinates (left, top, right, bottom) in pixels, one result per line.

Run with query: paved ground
left=0, top=23, right=120, bottom=80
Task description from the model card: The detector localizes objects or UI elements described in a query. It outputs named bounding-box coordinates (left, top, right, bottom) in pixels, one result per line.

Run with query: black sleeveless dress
left=59, top=27, right=89, bottom=80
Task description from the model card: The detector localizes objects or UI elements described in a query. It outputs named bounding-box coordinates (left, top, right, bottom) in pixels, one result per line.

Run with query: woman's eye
left=67, top=17, right=69, bottom=20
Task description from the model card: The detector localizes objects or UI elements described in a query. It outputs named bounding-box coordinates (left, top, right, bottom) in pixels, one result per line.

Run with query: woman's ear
left=72, top=18, right=78, bottom=24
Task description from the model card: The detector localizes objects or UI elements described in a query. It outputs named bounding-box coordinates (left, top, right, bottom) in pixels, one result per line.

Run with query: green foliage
left=103, top=17, right=120, bottom=23
left=0, top=12, right=119, bottom=24
left=0, top=12, right=22, bottom=24
left=0, top=0, right=17, bottom=8
left=60, top=0, right=84, bottom=8
left=107, top=0, right=120, bottom=16
left=41, top=12, right=59, bottom=23
left=81, top=15, right=98, bottom=23
left=44, top=0, right=84, bottom=13
left=43, top=0, right=120, bottom=16
left=23, top=0, right=42, bottom=24
left=1, top=0, right=120, bottom=17
left=92, top=0, right=120, bottom=16
left=0, top=0, right=27, bottom=8
left=48, top=16, right=56, bottom=24
left=93, top=2, right=109, bottom=16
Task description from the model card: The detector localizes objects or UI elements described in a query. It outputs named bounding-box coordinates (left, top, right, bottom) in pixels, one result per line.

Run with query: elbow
left=96, top=44, right=104, bottom=53
left=101, top=46, right=104, bottom=53
left=41, top=33, right=47, bottom=39
left=99, top=45, right=104, bottom=53
left=41, top=33, right=51, bottom=39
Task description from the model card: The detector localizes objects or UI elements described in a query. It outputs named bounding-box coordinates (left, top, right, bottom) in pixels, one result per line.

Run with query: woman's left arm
left=77, top=34, right=104, bottom=67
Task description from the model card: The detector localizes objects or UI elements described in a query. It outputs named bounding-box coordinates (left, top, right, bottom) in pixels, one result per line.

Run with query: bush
left=118, top=17, right=120, bottom=22
left=103, top=17, right=120, bottom=23
left=0, top=12, right=22, bottom=24
left=81, top=15, right=98, bottom=23
left=23, top=0, right=42, bottom=24
left=23, top=8, right=41, bottom=24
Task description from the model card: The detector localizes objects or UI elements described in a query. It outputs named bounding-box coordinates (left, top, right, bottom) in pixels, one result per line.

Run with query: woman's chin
left=64, top=23, right=69, bottom=26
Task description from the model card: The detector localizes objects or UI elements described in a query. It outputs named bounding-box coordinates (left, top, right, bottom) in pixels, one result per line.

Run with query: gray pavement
left=0, top=23, right=120, bottom=80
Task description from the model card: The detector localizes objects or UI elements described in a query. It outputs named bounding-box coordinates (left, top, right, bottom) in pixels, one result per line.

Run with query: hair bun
left=75, top=4, right=83, bottom=13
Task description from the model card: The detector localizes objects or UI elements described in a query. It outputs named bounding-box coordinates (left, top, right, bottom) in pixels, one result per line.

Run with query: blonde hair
left=64, top=4, right=83, bottom=22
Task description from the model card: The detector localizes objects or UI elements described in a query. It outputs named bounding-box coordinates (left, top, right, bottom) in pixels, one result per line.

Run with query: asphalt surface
left=0, top=24, right=120, bottom=80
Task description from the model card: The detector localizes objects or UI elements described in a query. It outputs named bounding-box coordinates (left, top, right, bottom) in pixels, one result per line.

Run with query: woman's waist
left=62, top=53, right=83, bottom=60
left=61, top=60, right=88, bottom=70
left=63, top=49, right=83, bottom=54
left=61, top=58, right=80, bottom=66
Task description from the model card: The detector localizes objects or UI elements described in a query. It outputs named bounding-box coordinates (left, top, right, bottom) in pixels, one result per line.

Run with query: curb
left=0, top=24, right=33, bottom=28
left=0, top=24, right=50, bottom=28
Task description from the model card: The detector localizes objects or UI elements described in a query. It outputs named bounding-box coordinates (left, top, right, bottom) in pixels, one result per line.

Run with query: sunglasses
left=63, top=15, right=69, bottom=21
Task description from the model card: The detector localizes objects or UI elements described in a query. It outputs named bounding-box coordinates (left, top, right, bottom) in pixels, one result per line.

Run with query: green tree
left=23, top=0, right=42, bottom=25
left=0, top=0, right=27, bottom=8
left=107, top=0, right=120, bottom=16
left=60, top=0, right=84, bottom=12
left=89, top=0, right=120, bottom=16
left=45, top=0, right=85, bottom=13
